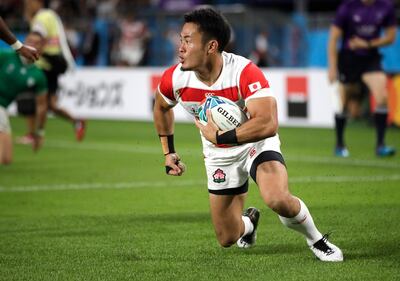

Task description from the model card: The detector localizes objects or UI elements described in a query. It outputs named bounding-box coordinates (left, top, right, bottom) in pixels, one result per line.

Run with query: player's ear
left=207, top=40, right=219, bottom=54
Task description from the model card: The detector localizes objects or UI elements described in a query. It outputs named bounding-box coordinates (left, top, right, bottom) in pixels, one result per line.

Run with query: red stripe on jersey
left=159, top=64, right=179, bottom=101
left=179, top=86, right=239, bottom=102
left=239, top=62, right=269, bottom=99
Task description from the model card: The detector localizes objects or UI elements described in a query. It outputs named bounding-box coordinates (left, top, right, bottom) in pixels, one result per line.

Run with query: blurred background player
left=154, top=7, right=343, bottom=262
left=0, top=16, right=39, bottom=62
left=327, top=0, right=396, bottom=157
left=19, top=0, right=86, bottom=144
left=0, top=32, right=47, bottom=165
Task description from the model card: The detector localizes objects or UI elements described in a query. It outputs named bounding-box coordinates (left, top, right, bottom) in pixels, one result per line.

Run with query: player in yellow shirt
left=19, top=0, right=86, bottom=143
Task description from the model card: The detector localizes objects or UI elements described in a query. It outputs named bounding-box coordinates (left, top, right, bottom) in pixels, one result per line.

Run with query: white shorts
left=203, top=134, right=284, bottom=195
left=0, top=106, right=11, bottom=134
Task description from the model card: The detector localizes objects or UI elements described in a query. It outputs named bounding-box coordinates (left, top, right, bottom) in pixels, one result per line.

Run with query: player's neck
left=195, top=55, right=223, bottom=86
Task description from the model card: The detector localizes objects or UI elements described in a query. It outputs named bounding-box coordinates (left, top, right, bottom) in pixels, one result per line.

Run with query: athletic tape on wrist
left=11, top=40, right=23, bottom=51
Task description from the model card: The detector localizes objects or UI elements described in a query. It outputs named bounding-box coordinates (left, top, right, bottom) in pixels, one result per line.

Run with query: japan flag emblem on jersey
left=248, top=81, right=261, bottom=93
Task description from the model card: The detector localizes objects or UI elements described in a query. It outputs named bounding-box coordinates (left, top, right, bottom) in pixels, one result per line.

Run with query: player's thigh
left=209, top=193, right=246, bottom=235
left=362, top=72, right=388, bottom=105
left=255, top=161, right=292, bottom=211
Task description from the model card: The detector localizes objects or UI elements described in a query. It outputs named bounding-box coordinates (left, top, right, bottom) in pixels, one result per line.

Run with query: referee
left=327, top=0, right=396, bottom=157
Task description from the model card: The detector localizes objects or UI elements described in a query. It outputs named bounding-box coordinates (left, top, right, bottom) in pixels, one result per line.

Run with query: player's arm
left=0, top=17, right=39, bottom=61
left=153, top=90, right=185, bottom=176
left=236, top=96, right=278, bottom=142
left=369, top=26, right=396, bottom=48
left=0, top=17, right=20, bottom=46
left=327, top=25, right=342, bottom=83
left=197, top=96, right=278, bottom=145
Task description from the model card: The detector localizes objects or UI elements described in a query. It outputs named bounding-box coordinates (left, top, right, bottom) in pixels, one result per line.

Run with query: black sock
left=374, top=112, right=388, bottom=147
left=335, top=114, right=347, bottom=148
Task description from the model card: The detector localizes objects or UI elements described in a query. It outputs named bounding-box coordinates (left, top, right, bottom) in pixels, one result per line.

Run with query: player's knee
left=265, top=193, right=291, bottom=214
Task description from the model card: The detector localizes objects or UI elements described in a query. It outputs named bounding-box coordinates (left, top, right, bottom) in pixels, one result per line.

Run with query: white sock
left=278, top=198, right=323, bottom=245
left=241, top=215, right=254, bottom=237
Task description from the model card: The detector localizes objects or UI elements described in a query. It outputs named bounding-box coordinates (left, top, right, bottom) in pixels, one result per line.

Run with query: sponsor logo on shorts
left=212, top=168, right=226, bottom=183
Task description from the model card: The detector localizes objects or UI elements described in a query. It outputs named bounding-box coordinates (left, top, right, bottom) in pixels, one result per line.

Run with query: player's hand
left=165, top=153, right=186, bottom=176
left=348, top=36, right=369, bottom=50
left=194, top=110, right=219, bottom=144
left=17, top=45, right=39, bottom=62
left=328, top=66, right=337, bottom=84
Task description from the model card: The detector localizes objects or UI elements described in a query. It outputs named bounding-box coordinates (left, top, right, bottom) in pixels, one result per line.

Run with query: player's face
left=25, top=33, right=44, bottom=54
left=179, top=22, right=209, bottom=71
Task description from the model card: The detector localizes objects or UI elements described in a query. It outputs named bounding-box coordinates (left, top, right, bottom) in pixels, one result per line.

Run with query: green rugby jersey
left=0, top=50, right=47, bottom=108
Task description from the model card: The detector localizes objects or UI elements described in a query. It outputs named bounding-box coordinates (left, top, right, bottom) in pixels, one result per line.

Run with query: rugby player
left=0, top=32, right=47, bottom=164
left=154, top=7, right=343, bottom=262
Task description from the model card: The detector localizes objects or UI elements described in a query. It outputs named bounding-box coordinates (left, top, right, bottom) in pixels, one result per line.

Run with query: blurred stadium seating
left=1, top=0, right=399, bottom=70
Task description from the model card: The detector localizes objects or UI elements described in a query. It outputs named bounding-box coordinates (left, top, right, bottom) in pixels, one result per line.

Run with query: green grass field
left=1, top=117, right=399, bottom=281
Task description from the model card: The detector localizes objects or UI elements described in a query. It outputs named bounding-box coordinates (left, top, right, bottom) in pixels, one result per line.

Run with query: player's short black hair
left=184, top=7, right=231, bottom=52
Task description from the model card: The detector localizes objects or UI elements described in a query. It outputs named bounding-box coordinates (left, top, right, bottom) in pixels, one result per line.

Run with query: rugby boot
left=334, top=146, right=349, bottom=158
left=376, top=145, right=395, bottom=157
left=74, top=120, right=86, bottom=141
left=308, top=234, right=343, bottom=262
left=237, top=207, right=260, bottom=248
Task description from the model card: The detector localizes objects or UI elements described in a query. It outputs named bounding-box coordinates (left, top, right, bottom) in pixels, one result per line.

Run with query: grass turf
left=1, top=117, right=399, bottom=280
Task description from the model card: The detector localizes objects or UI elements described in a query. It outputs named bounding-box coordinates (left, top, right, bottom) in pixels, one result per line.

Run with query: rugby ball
left=198, top=96, right=248, bottom=131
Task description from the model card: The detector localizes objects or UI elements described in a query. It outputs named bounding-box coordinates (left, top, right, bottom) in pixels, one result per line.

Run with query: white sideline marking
left=288, top=155, right=400, bottom=169
left=1, top=175, right=399, bottom=193
left=45, top=140, right=161, bottom=154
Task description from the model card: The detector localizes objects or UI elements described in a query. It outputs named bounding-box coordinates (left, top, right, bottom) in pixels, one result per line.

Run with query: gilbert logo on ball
left=198, top=96, right=248, bottom=131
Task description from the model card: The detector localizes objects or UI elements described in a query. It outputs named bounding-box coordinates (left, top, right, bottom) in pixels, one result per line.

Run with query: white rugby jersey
left=158, top=51, right=276, bottom=155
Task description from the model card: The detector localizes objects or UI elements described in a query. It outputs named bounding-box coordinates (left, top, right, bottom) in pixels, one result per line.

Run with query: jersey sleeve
left=239, top=62, right=272, bottom=104
left=332, top=3, right=348, bottom=30
left=158, top=64, right=178, bottom=106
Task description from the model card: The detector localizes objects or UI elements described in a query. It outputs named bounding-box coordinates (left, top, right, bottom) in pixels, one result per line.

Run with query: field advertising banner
left=9, top=67, right=345, bottom=127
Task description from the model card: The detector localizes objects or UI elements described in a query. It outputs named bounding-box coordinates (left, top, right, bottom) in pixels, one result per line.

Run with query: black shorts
left=43, top=70, right=60, bottom=95
left=338, top=50, right=383, bottom=84
left=42, top=54, right=68, bottom=95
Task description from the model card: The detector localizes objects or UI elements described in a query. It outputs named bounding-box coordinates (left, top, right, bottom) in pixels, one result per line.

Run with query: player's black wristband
left=216, top=129, right=238, bottom=145
left=159, top=134, right=175, bottom=155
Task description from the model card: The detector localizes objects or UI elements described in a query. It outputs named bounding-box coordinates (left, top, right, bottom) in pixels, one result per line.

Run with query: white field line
left=1, top=175, right=400, bottom=193
left=44, top=140, right=161, bottom=154
left=43, top=140, right=400, bottom=170
left=287, top=155, right=400, bottom=169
